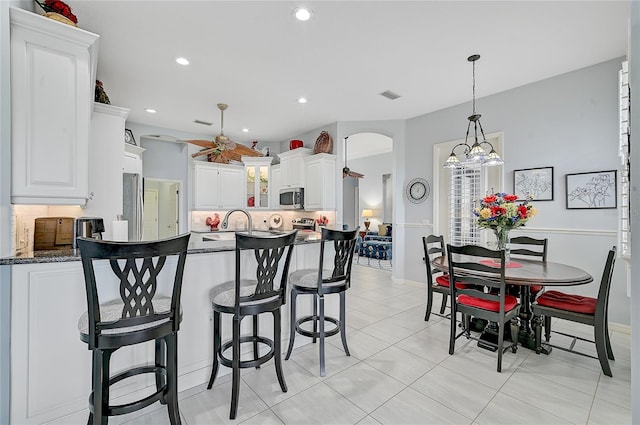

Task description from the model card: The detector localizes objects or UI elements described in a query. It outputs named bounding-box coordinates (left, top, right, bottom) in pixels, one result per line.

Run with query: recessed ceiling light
left=242, top=128, right=249, bottom=133
left=297, top=97, right=308, bottom=104
left=294, top=7, right=311, bottom=21
left=145, top=108, right=157, bottom=114
left=175, top=57, right=190, bottom=66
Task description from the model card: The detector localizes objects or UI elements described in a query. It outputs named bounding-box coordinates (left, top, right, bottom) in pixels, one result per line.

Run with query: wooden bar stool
left=285, top=227, right=358, bottom=377
left=76, top=234, right=190, bottom=425
left=206, top=230, right=297, bottom=419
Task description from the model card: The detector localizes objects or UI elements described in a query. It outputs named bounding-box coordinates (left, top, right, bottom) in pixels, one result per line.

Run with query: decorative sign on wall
left=513, top=166, right=554, bottom=201
left=565, top=170, right=617, bottom=209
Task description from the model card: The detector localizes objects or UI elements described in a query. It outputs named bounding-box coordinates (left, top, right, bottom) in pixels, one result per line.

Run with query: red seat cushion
left=458, top=294, right=519, bottom=312
left=435, top=274, right=467, bottom=289
left=536, top=290, right=596, bottom=315
left=530, top=284, right=544, bottom=294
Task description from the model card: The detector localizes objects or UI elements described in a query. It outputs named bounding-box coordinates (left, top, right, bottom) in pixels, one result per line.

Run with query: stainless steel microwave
left=279, top=187, right=304, bottom=209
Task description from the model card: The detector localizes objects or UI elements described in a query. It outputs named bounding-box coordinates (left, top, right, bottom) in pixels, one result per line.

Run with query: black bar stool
left=76, top=234, right=190, bottom=425
left=206, top=230, right=297, bottom=420
left=285, top=227, right=358, bottom=376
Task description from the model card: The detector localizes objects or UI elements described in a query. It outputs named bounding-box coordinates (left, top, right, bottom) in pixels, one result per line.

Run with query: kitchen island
left=0, top=231, right=331, bottom=424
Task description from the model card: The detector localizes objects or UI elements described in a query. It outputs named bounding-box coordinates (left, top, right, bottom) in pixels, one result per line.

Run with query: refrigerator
left=123, top=173, right=144, bottom=241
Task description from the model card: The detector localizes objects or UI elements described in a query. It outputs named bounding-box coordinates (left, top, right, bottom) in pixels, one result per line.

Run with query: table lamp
left=361, top=209, right=374, bottom=231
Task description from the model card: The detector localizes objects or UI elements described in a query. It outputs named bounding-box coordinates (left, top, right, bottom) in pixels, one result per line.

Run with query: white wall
left=628, top=2, right=639, bottom=422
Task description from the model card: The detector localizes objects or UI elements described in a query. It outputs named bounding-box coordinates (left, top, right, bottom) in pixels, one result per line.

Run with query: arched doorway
left=342, top=132, right=393, bottom=231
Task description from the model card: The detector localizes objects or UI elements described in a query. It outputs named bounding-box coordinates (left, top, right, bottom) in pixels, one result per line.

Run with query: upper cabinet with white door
left=278, top=148, right=313, bottom=188
left=10, top=7, right=99, bottom=205
left=192, top=161, right=244, bottom=210
left=303, top=153, right=336, bottom=210
left=242, top=156, right=274, bottom=209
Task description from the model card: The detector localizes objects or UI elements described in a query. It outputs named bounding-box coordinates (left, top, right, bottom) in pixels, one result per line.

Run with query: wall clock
left=406, top=177, right=430, bottom=204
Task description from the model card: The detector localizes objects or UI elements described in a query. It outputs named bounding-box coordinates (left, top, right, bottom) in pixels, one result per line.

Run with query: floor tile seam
left=269, top=380, right=368, bottom=421
left=356, top=317, right=427, bottom=340
left=589, top=373, right=633, bottom=418
left=492, top=383, right=589, bottom=425
left=516, top=362, right=600, bottom=398
left=361, top=354, right=436, bottom=387
left=323, top=369, right=408, bottom=414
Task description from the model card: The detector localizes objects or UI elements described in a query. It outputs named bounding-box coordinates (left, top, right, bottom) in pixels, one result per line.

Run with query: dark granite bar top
left=0, top=231, right=321, bottom=265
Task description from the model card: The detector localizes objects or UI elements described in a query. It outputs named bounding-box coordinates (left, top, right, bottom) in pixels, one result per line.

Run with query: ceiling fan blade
left=192, top=147, right=219, bottom=158
left=343, top=170, right=364, bottom=178
left=183, top=139, right=216, bottom=148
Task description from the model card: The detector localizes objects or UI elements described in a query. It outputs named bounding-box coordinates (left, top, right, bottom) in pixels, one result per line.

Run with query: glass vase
left=493, top=228, right=511, bottom=264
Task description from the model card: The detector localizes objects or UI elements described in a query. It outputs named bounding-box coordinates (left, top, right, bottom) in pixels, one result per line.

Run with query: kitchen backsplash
left=191, top=210, right=336, bottom=232
left=12, top=205, right=83, bottom=254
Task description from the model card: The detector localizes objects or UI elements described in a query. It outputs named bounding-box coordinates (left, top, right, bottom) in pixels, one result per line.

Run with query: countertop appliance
left=73, top=217, right=105, bottom=248
left=280, top=187, right=304, bottom=210
left=292, top=218, right=315, bottom=230
left=34, top=217, right=74, bottom=251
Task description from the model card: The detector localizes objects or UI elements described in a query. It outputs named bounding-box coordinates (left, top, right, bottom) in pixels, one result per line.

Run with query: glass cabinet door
left=246, top=164, right=270, bottom=208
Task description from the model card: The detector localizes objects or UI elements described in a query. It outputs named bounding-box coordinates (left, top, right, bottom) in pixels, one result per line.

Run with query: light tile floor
left=100, top=265, right=633, bottom=424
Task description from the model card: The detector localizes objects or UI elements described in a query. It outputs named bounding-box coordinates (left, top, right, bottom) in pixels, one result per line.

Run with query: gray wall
left=350, top=152, right=393, bottom=229
left=404, top=58, right=628, bottom=325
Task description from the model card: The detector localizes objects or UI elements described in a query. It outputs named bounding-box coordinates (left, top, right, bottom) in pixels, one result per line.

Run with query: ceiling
left=69, top=1, right=630, bottom=146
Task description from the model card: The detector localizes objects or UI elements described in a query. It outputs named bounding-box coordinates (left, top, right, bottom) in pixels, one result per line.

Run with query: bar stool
left=285, top=227, right=358, bottom=376
left=76, top=234, right=191, bottom=425
left=206, top=230, right=297, bottom=420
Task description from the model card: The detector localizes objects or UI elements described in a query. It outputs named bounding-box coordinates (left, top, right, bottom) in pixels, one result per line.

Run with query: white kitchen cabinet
left=123, top=143, right=145, bottom=175
left=303, top=153, right=336, bottom=210
left=10, top=7, right=99, bottom=205
left=270, top=165, right=281, bottom=208
left=242, top=156, right=274, bottom=209
left=81, top=103, right=130, bottom=239
left=278, top=148, right=313, bottom=188
left=193, top=161, right=244, bottom=210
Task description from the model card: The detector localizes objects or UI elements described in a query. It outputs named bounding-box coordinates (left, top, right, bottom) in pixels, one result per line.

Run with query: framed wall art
left=566, top=170, right=617, bottom=209
left=513, top=166, right=554, bottom=201
left=124, top=129, right=136, bottom=146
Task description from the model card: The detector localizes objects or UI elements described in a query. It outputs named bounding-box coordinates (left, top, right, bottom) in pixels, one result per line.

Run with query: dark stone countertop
left=0, top=230, right=321, bottom=265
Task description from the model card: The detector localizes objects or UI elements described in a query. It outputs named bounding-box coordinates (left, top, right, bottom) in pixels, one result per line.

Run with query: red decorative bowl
left=289, top=140, right=303, bottom=150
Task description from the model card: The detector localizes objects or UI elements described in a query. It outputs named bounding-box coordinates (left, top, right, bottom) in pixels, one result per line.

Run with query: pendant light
left=443, top=54, right=503, bottom=168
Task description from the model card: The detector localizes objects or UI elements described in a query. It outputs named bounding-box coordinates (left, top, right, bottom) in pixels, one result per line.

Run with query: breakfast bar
left=0, top=231, right=330, bottom=425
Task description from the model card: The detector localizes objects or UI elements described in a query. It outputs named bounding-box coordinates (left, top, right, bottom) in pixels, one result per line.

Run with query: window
left=449, top=163, right=482, bottom=246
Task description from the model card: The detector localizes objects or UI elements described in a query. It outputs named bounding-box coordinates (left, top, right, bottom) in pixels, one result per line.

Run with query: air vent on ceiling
left=194, top=119, right=213, bottom=126
left=379, top=90, right=401, bottom=100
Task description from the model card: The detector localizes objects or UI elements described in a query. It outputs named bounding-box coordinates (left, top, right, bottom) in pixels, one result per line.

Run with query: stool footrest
left=295, top=315, right=340, bottom=339
left=219, top=335, right=275, bottom=369
left=89, top=365, right=167, bottom=417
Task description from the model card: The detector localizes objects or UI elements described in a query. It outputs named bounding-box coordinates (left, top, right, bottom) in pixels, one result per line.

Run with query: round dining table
left=431, top=255, right=593, bottom=350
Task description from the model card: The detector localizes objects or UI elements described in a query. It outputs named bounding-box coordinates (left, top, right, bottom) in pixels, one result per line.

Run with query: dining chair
left=423, top=235, right=465, bottom=321
left=447, top=244, right=521, bottom=372
left=510, top=235, right=548, bottom=300
left=206, top=230, right=297, bottom=419
left=532, top=246, right=616, bottom=377
left=76, top=234, right=191, bottom=425
left=285, top=227, right=358, bottom=377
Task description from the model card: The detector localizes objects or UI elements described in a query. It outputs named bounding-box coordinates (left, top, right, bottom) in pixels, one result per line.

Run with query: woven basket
left=313, top=131, right=333, bottom=154
left=43, top=12, right=77, bottom=27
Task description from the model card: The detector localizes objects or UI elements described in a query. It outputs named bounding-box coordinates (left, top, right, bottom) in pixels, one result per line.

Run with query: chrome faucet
left=221, top=209, right=253, bottom=235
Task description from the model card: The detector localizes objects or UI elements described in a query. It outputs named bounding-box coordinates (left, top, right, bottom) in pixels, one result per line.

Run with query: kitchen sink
left=201, top=230, right=287, bottom=242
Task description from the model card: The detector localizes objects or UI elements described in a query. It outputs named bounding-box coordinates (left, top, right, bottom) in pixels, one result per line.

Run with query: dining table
left=431, top=255, right=593, bottom=351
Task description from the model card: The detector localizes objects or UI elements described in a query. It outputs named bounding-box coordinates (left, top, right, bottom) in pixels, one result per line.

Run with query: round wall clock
left=406, top=177, right=430, bottom=204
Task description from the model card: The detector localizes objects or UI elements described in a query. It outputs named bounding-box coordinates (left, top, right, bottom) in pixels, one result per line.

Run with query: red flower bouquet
left=34, top=0, right=78, bottom=25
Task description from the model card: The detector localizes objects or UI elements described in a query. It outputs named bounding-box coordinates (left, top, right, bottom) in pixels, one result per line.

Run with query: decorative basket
left=43, top=11, right=77, bottom=27
left=313, top=131, right=333, bottom=154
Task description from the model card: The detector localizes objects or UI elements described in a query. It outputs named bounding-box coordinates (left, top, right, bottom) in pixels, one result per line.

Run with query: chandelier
left=443, top=54, right=503, bottom=168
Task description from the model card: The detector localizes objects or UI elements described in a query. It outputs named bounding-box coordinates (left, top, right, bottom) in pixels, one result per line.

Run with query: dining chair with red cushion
left=510, top=235, right=548, bottom=299
left=532, top=247, right=616, bottom=377
left=447, top=244, right=521, bottom=372
left=423, top=235, right=464, bottom=321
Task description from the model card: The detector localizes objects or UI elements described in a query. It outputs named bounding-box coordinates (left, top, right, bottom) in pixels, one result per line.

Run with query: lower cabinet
left=7, top=243, right=328, bottom=424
